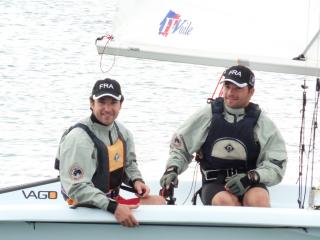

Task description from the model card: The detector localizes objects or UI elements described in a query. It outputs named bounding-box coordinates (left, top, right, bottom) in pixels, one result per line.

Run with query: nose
left=226, top=85, right=238, bottom=95
left=225, top=87, right=234, bottom=96
left=102, top=102, right=113, bottom=111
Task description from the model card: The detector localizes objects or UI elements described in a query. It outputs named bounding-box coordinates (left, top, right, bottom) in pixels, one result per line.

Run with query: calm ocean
left=0, top=0, right=319, bottom=189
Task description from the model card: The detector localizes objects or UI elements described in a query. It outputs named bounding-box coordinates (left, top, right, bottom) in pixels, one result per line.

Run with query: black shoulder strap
left=245, top=102, right=261, bottom=124
left=54, top=123, right=107, bottom=171
left=211, top=97, right=224, bottom=114
left=73, top=123, right=101, bottom=145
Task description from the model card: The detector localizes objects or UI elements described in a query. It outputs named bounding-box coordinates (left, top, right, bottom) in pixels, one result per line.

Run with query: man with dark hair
left=56, top=78, right=165, bottom=227
left=160, top=65, right=287, bottom=207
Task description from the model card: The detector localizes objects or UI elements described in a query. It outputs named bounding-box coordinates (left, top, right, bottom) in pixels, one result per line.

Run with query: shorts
left=200, top=181, right=268, bottom=205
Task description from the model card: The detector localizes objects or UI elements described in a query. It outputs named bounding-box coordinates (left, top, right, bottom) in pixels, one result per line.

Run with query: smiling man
left=160, top=65, right=287, bottom=207
left=55, top=78, right=165, bottom=227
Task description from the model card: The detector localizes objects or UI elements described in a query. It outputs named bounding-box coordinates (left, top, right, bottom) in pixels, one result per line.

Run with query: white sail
left=96, top=0, right=320, bottom=76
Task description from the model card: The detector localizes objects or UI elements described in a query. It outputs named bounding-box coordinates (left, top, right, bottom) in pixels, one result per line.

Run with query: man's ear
left=249, top=87, right=255, bottom=97
left=89, top=98, right=94, bottom=110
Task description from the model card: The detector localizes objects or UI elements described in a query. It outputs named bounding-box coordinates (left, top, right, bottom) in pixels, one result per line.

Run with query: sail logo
left=22, top=190, right=58, bottom=200
left=159, top=10, right=193, bottom=37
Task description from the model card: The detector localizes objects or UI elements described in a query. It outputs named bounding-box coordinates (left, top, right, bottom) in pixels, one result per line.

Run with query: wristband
left=106, top=199, right=118, bottom=214
left=165, top=166, right=178, bottom=174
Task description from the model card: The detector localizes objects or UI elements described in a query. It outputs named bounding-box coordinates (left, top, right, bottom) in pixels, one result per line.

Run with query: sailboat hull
left=1, top=222, right=319, bottom=240
left=1, top=180, right=320, bottom=240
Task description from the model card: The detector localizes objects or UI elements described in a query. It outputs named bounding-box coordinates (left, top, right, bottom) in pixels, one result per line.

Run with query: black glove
left=225, top=170, right=260, bottom=196
left=160, top=166, right=178, bottom=189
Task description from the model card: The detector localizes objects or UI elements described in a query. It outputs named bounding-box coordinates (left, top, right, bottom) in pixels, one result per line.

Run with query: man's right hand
left=160, top=166, right=178, bottom=189
left=114, top=204, right=139, bottom=227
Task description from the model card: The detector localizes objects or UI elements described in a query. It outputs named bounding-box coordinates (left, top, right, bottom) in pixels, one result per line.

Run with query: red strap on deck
left=115, top=195, right=140, bottom=205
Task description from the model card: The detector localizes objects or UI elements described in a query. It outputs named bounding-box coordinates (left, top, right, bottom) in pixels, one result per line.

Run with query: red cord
left=210, top=72, right=224, bottom=100
left=105, top=34, right=114, bottom=40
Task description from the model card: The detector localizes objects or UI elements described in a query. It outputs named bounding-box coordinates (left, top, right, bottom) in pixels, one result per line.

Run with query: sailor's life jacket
left=199, top=97, right=261, bottom=183
left=54, top=123, right=126, bottom=196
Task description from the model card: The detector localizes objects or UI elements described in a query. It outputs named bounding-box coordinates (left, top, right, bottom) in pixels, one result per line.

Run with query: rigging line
left=293, top=0, right=312, bottom=61
left=307, top=78, right=320, bottom=186
left=312, top=3, right=320, bottom=76
left=300, top=30, right=320, bottom=58
left=302, top=148, right=310, bottom=209
left=293, top=0, right=320, bottom=77
left=314, top=12, right=320, bottom=76
left=98, top=35, right=116, bottom=73
left=302, top=78, right=319, bottom=208
left=298, top=79, right=307, bottom=208
left=207, top=72, right=224, bottom=102
left=182, top=161, right=199, bottom=205
left=218, top=85, right=224, bottom=97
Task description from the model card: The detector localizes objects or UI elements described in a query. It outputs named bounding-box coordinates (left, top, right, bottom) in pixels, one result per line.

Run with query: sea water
left=0, top=0, right=319, bottom=190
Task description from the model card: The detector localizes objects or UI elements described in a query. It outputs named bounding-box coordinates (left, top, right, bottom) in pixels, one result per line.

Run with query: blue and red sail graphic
left=159, top=10, right=193, bottom=37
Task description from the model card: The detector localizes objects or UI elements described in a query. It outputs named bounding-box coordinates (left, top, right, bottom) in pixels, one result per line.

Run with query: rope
left=307, top=78, right=320, bottom=187
left=298, top=78, right=320, bottom=209
left=207, top=72, right=224, bottom=103
left=297, top=80, right=307, bottom=208
left=182, top=161, right=199, bottom=205
left=98, top=34, right=116, bottom=73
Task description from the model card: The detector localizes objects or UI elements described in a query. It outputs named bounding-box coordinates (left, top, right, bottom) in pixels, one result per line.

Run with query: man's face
left=90, top=96, right=122, bottom=125
left=222, top=82, right=254, bottom=108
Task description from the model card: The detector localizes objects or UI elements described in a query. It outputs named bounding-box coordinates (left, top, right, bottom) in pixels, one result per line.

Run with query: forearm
left=61, top=176, right=110, bottom=210
left=255, top=159, right=286, bottom=186
left=167, top=148, right=193, bottom=174
left=255, top=141, right=287, bottom=186
left=255, top=113, right=287, bottom=186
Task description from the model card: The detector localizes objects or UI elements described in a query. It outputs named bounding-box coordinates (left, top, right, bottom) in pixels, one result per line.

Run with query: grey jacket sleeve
left=166, top=105, right=212, bottom=174
left=254, top=112, right=287, bottom=186
left=57, top=128, right=111, bottom=210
